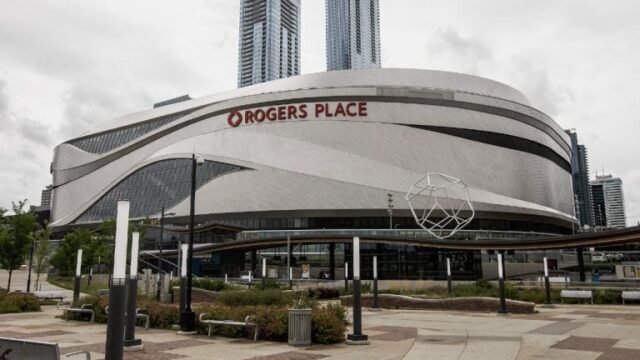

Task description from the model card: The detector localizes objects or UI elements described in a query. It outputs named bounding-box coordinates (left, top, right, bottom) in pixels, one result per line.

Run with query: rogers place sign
left=227, top=102, right=368, bottom=128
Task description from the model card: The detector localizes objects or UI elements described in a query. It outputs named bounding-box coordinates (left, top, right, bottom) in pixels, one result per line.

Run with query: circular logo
left=227, top=111, right=243, bottom=127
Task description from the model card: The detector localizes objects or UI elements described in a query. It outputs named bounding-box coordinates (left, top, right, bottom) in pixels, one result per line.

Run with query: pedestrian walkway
left=0, top=268, right=87, bottom=300
left=3, top=303, right=640, bottom=359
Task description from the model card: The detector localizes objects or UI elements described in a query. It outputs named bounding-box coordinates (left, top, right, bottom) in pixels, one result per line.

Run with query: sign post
left=498, top=252, right=508, bottom=314
left=446, top=257, right=452, bottom=295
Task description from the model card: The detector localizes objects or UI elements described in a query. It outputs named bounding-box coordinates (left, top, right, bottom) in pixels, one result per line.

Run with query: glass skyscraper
left=326, top=0, right=381, bottom=71
left=591, top=174, right=626, bottom=229
left=237, top=0, right=301, bottom=87
left=566, top=130, right=594, bottom=228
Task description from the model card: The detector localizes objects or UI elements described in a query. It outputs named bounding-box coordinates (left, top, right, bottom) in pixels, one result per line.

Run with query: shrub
left=308, top=287, right=340, bottom=300
left=217, top=289, right=293, bottom=306
left=255, top=279, right=285, bottom=290
left=61, top=295, right=346, bottom=344
left=192, top=278, right=234, bottom=292
left=312, top=304, right=346, bottom=344
left=2, top=293, right=41, bottom=312
left=0, top=302, right=20, bottom=314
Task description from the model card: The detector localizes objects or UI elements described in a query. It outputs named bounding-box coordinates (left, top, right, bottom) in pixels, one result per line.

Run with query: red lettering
left=227, top=111, right=242, bottom=127
left=266, top=107, right=277, bottom=121
left=287, top=105, right=298, bottom=119
left=245, top=110, right=255, bottom=124
left=346, top=102, right=357, bottom=116
left=334, top=103, right=346, bottom=117
left=315, top=103, right=325, bottom=117
left=299, top=104, right=308, bottom=118
left=358, top=102, right=367, bottom=116
left=277, top=106, right=287, bottom=120
left=325, top=103, right=333, bottom=117
left=255, top=109, right=265, bottom=122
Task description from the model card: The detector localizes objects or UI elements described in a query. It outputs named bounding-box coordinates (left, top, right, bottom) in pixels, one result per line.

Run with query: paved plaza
left=3, top=271, right=640, bottom=359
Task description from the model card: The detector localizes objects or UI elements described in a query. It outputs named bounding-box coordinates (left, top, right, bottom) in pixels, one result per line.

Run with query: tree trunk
left=7, top=269, right=12, bottom=292
left=35, top=268, right=41, bottom=290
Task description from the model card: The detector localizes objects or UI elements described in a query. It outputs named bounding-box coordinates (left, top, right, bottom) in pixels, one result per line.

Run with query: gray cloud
left=506, top=56, right=573, bottom=117
left=427, top=28, right=493, bottom=74
left=0, top=80, right=8, bottom=126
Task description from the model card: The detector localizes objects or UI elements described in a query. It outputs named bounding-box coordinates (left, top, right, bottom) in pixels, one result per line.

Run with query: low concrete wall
left=340, top=294, right=536, bottom=314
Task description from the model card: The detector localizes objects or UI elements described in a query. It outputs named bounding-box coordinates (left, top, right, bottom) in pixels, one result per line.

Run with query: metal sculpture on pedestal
left=405, top=173, right=475, bottom=239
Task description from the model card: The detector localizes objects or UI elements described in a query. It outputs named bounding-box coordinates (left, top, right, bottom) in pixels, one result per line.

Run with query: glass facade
left=238, top=0, right=301, bottom=87
left=326, top=0, right=381, bottom=71
left=74, top=159, right=246, bottom=224
left=67, top=112, right=189, bottom=154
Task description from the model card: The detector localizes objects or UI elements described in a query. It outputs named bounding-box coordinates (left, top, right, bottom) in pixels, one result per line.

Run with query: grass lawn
left=47, top=276, right=110, bottom=296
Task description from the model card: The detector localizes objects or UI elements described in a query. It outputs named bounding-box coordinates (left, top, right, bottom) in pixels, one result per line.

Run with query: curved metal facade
left=50, top=69, right=575, bottom=231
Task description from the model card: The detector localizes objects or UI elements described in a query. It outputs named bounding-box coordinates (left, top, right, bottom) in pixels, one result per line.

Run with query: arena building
left=50, top=68, right=575, bottom=279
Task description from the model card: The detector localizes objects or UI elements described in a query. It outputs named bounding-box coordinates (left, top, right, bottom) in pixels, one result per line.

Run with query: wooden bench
left=199, top=313, right=258, bottom=341
left=560, top=290, right=593, bottom=304
left=61, top=304, right=95, bottom=323
left=104, top=306, right=149, bottom=329
left=0, top=336, right=90, bottom=359
left=622, top=291, right=640, bottom=305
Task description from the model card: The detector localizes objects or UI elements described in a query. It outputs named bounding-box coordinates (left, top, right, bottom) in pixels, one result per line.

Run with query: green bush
left=2, top=293, right=41, bottom=312
left=308, top=287, right=340, bottom=300
left=594, top=289, right=621, bottom=305
left=312, top=304, right=347, bottom=344
left=0, top=302, right=20, bottom=314
left=217, top=289, right=294, bottom=306
left=192, top=278, right=234, bottom=292
left=255, top=278, right=285, bottom=290
left=70, top=295, right=346, bottom=343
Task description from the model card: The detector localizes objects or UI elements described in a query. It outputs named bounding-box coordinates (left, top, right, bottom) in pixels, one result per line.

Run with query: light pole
left=347, top=236, right=368, bottom=344
left=446, top=257, right=452, bottom=295
left=105, top=200, right=130, bottom=360
left=26, top=238, right=35, bottom=292
left=261, top=256, right=267, bottom=289
left=372, top=256, right=379, bottom=309
left=543, top=257, right=552, bottom=306
left=124, top=232, right=142, bottom=349
left=180, top=153, right=203, bottom=334
left=387, top=193, right=394, bottom=229
left=497, top=252, right=508, bottom=314
left=344, top=261, right=349, bottom=293
left=74, top=249, right=83, bottom=303
left=157, top=207, right=175, bottom=301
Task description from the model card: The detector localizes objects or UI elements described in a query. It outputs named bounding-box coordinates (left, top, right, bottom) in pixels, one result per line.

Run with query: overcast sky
left=0, top=0, right=638, bottom=224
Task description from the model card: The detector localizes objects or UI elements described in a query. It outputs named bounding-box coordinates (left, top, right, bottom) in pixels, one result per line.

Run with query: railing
left=235, top=228, right=559, bottom=242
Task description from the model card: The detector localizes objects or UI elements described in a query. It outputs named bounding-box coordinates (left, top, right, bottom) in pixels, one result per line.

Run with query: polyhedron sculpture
left=405, top=173, right=475, bottom=239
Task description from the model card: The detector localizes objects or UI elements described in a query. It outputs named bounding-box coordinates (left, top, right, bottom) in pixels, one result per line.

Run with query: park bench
left=0, top=336, right=90, bottom=359
left=104, top=306, right=150, bottom=329
left=61, top=304, right=95, bottom=323
left=560, top=290, right=593, bottom=304
left=199, top=313, right=259, bottom=341
left=621, top=291, right=640, bottom=305
left=33, top=290, right=67, bottom=308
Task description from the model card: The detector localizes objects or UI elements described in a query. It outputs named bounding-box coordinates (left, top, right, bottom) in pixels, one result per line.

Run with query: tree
left=50, top=228, right=93, bottom=276
left=33, top=225, right=51, bottom=290
left=0, top=200, right=39, bottom=291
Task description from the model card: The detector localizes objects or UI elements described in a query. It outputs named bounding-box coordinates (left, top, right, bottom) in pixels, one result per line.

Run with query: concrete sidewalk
left=0, top=268, right=87, bottom=300
left=3, top=303, right=640, bottom=359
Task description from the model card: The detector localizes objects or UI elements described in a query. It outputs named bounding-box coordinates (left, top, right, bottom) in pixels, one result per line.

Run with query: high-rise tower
left=326, top=0, right=381, bottom=71
left=566, top=130, right=594, bottom=228
left=591, top=174, right=626, bottom=229
left=237, top=0, right=301, bottom=87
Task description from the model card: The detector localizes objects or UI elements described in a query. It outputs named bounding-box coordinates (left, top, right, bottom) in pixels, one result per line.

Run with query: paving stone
left=527, top=321, right=584, bottom=335
left=551, top=336, right=618, bottom=352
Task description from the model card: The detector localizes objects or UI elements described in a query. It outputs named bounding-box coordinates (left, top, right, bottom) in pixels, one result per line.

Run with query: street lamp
left=387, top=193, right=394, bottom=229
left=180, top=153, right=203, bottom=334
left=157, top=207, right=175, bottom=301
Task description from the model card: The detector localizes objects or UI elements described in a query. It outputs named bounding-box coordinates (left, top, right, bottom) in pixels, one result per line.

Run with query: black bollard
left=105, top=278, right=126, bottom=360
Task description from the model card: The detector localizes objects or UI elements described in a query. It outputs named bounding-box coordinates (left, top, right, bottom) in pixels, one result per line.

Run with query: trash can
left=592, top=271, right=601, bottom=283
left=288, top=308, right=312, bottom=346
